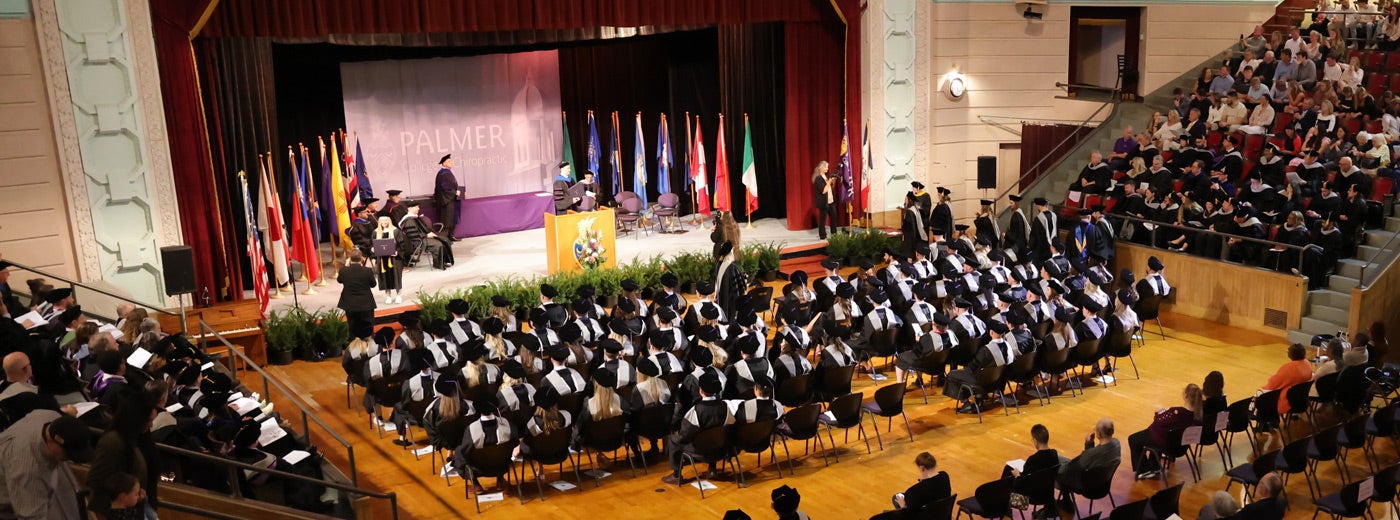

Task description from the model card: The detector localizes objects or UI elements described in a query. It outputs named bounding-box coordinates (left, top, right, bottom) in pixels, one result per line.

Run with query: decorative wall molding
left=882, top=0, right=917, bottom=210
left=32, top=0, right=175, bottom=305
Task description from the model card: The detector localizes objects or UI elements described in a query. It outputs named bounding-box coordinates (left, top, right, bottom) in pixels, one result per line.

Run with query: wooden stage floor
left=263, top=314, right=1367, bottom=519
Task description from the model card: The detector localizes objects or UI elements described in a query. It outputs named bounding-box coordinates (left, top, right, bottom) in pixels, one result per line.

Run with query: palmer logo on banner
left=340, top=50, right=563, bottom=199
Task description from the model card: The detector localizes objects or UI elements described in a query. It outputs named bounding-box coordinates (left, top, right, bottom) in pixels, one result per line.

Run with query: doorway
left=1068, top=6, right=1142, bottom=97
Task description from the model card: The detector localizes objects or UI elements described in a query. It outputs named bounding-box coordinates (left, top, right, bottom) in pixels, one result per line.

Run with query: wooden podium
left=544, top=208, right=618, bottom=274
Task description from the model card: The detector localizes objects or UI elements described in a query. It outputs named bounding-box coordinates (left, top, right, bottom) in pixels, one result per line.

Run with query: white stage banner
left=341, top=51, right=563, bottom=199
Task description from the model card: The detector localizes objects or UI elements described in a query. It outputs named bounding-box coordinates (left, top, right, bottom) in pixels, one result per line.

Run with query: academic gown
left=372, top=227, right=407, bottom=291
left=974, top=214, right=1001, bottom=250
left=1004, top=209, right=1030, bottom=255
left=1029, top=210, right=1057, bottom=263
left=713, top=259, right=746, bottom=319
left=930, top=202, right=953, bottom=238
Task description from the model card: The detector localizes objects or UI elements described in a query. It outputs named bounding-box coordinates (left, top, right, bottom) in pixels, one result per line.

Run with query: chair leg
left=902, top=412, right=914, bottom=442
left=530, top=461, right=546, bottom=501
left=859, top=423, right=872, bottom=454
left=588, top=450, right=603, bottom=488
left=825, top=425, right=840, bottom=463
left=868, top=412, right=885, bottom=451
left=1127, top=353, right=1139, bottom=379
left=779, top=439, right=794, bottom=475
left=1155, top=318, right=1165, bottom=339
left=734, top=453, right=746, bottom=488
left=815, top=433, right=830, bottom=466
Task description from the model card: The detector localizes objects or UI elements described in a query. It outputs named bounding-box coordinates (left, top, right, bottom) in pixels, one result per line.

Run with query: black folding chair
left=775, top=373, right=812, bottom=408
left=679, top=425, right=741, bottom=499
left=863, top=382, right=915, bottom=448
left=1312, top=474, right=1374, bottom=520
left=1225, top=448, right=1280, bottom=502
left=957, top=365, right=1008, bottom=423
left=463, top=442, right=522, bottom=512
left=522, top=428, right=582, bottom=499
left=1106, top=499, right=1148, bottom=520
left=1141, top=482, right=1183, bottom=520
left=733, top=419, right=785, bottom=484
left=818, top=392, right=871, bottom=456
left=778, top=403, right=829, bottom=470
left=955, top=476, right=1014, bottom=520
left=922, top=493, right=959, bottom=520
left=578, top=415, right=638, bottom=485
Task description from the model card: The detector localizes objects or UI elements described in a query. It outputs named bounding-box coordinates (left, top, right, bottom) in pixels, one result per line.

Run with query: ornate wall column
left=33, top=0, right=181, bottom=305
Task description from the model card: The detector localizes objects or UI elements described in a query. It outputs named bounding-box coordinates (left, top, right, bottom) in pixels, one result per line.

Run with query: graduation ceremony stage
left=265, top=217, right=825, bottom=315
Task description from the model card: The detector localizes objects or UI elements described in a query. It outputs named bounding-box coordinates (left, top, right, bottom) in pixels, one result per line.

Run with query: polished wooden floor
left=261, top=313, right=1381, bottom=519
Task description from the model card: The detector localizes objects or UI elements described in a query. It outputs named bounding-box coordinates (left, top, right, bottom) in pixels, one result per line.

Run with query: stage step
left=1307, top=289, right=1352, bottom=310
left=1304, top=304, right=1349, bottom=327
left=1328, top=274, right=1360, bottom=292
left=1336, top=258, right=1367, bottom=280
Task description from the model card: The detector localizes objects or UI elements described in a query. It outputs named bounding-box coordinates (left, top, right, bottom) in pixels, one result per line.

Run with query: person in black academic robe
left=1003, top=195, right=1030, bottom=256
left=912, top=183, right=934, bottom=234
left=398, top=203, right=452, bottom=269
left=973, top=200, right=1001, bottom=250
left=551, top=162, right=577, bottom=214
left=377, top=190, right=407, bottom=224
left=1029, top=199, right=1056, bottom=263
left=371, top=217, right=408, bottom=302
left=1074, top=152, right=1111, bottom=195
left=1089, top=209, right=1116, bottom=263
left=813, top=163, right=835, bottom=239
left=712, top=242, right=745, bottom=319
left=432, top=155, right=461, bottom=241
left=930, top=188, right=954, bottom=241
left=346, top=207, right=376, bottom=257
left=901, top=193, right=929, bottom=258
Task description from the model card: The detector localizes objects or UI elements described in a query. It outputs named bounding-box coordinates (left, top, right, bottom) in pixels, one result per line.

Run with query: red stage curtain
left=203, top=0, right=826, bottom=38
left=783, top=3, right=860, bottom=231
left=1018, top=123, right=1095, bottom=191
left=151, top=0, right=245, bottom=303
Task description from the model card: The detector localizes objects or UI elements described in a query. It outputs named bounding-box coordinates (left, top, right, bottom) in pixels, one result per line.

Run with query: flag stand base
left=303, top=287, right=318, bottom=295
left=744, top=223, right=755, bottom=229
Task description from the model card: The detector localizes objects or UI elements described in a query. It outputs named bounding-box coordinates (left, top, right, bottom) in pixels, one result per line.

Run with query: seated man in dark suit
left=1237, top=472, right=1286, bottom=519
left=397, top=202, right=452, bottom=269
left=1056, top=418, right=1121, bottom=504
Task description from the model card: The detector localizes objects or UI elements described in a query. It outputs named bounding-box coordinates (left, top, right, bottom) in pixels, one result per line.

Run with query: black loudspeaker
left=161, top=246, right=196, bottom=296
left=977, top=156, right=997, bottom=190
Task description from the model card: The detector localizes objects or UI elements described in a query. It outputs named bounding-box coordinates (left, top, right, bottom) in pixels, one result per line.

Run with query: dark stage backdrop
left=268, top=28, right=788, bottom=223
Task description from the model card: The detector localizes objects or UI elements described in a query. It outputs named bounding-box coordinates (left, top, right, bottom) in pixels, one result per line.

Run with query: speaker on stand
left=161, top=246, right=195, bottom=335
left=977, top=156, right=997, bottom=206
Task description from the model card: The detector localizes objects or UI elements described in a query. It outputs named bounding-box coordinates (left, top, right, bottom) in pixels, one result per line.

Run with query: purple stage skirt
left=416, top=192, right=554, bottom=238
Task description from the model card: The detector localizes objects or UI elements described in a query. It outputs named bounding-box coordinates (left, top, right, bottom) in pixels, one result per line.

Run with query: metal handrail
left=1056, top=82, right=1121, bottom=93
left=1358, top=219, right=1400, bottom=288
left=1058, top=203, right=1315, bottom=274
left=990, top=89, right=1120, bottom=205
left=0, top=260, right=179, bottom=317
left=148, top=441, right=399, bottom=520
left=196, top=319, right=359, bottom=487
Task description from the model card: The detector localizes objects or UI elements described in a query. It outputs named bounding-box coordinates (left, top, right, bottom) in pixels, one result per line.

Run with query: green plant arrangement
left=316, top=309, right=349, bottom=357
left=414, top=242, right=779, bottom=319
left=856, top=228, right=896, bottom=259
left=824, top=232, right=855, bottom=263
left=263, top=309, right=301, bottom=365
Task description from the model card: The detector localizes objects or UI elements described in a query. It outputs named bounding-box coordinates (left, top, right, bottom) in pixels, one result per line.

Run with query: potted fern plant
left=316, top=309, right=349, bottom=359
left=263, top=310, right=297, bottom=365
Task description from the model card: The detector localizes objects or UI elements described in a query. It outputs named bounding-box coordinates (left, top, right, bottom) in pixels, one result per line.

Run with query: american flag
left=239, top=172, right=269, bottom=315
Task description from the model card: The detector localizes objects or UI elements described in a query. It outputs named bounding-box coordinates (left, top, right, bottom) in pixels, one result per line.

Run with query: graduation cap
left=535, top=386, right=560, bottom=410
left=954, top=224, right=970, bottom=232
left=460, top=340, right=488, bottom=362
left=434, top=377, right=459, bottom=396
left=408, top=348, right=434, bottom=371
left=438, top=154, right=452, bottom=165
left=636, top=357, right=661, bottom=378
left=517, top=333, right=543, bottom=353
left=592, top=368, right=618, bottom=389
left=821, top=258, right=841, bottom=270
left=1033, top=197, right=1048, bottom=206
left=362, top=197, right=380, bottom=206
left=475, top=395, right=499, bottom=416
left=540, top=284, right=559, bottom=298
left=1148, top=256, right=1164, bottom=271
left=599, top=338, right=624, bottom=354
left=933, top=312, right=952, bottom=327
left=915, top=245, right=932, bottom=258
left=737, top=311, right=759, bottom=328
left=616, top=296, right=637, bottom=313
left=1054, top=308, right=1074, bottom=323
left=718, top=241, right=735, bottom=257
left=696, top=281, right=716, bottom=295
left=698, top=372, right=723, bottom=395
left=937, top=187, right=952, bottom=196
left=557, top=161, right=571, bottom=169
left=953, top=297, right=973, bottom=309
left=491, top=295, right=511, bottom=308
left=529, top=307, right=549, bottom=328
left=911, top=181, right=925, bottom=189
left=1118, top=289, right=1137, bottom=307
left=857, top=258, right=876, bottom=270
left=502, top=359, right=527, bottom=379
left=997, top=292, right=1016, bottom=304
left=446, top=298, right=469, bottom=315
left=385, top=190, right=403, bottom=197
left=660, top=272, right=679, bottom=288
left=691, top=341, right=716, bottom=367
left=46, top=288, right=73, bottom=304
left=571, top=299, right=592, bottom=316
left=545, top=342, right=571, bottom=361
left=352, top=205, right=369, bottom=215
left=870, top=290, right=889, bottom=304
left=1025, top=282, right=1045, bottom=299
left=790, top=270, right=809, bottom=285
left=655, top=306, right=678, bottom=322
left=397, top=311, right=421, bottom=328
left=1081, top=299, right=1104, bottom=313
left=1009, top=195, right=1024, bottom=202
left=233, top=422, right=261, bottom=449
left=621, top=279, right=640, bottom=292
left=980, top=199, right=994, bottom=206
left=988, top=321, right=1010, bottom=335
left=557, top=322, right=583, bottom=344
left=481, top=317, right=505, bottom=335
left=1078, top=208, right=1094, bottom=216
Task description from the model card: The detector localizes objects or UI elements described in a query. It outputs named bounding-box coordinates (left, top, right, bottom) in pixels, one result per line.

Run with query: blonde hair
left=119, top=308, right=148, bottom=342
left=484, top=334, right=508, bottom=360
left=437, top=394, right=460, bottom=421
left=533, top=404, right=564, bottom=434
left=464, top=359, right=488, bottom=386
left=635, top=372, right=670, bottom=406
left=1183, top=383, right=1204, bottom=420
left=348, top=337, right=375, bottom=360
left=587, top=384, right=623, bottom=420
left=707, top=344, right=728, bottom=367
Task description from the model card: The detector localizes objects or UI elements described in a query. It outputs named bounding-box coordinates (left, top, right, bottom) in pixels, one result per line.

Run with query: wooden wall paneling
left=1350, top=260, right=1400, bottom=363
left=1114, top=243, right=1306, bottom=334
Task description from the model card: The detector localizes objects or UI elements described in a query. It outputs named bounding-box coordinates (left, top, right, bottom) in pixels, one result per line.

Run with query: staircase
left=1014, top=66, right=1204, bottom=211
left=1285, top=211, right=1400, bottom=346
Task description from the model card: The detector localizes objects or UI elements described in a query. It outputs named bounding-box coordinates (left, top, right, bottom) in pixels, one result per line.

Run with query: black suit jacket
left=337, top=264, right=377, bottom=312
left=813, top=175, right=832, bottom=209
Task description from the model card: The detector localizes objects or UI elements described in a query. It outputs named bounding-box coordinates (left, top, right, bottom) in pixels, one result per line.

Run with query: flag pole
left=298, top=144, right=318, bottom=295
left=257, top=153, right=284, bottom=300
left=269, top=149, right=298, bottom=299
left=319, top=136, right=340, bottom=284
left=290, top=146, right=309, bottom=284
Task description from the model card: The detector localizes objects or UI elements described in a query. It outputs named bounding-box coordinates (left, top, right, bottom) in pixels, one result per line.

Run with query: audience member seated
left=870, top=452, right=951, bottom=520
left=1259, top=343, right=1313, bottom=417
left=1126, top=383, right=1203, bottom=479
left=1056, top=417, right=1120, bottom=507
left=1197, top=490, right=1242, bottom=520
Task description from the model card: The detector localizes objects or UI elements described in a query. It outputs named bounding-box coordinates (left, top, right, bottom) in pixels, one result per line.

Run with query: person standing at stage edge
left=812, top=161, right=835, bottom=239
left=433, top=155, right=462, bottom=241
left=713, top=241, right=745, bottom=318
left=337, top=250, right=376, bottom=336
